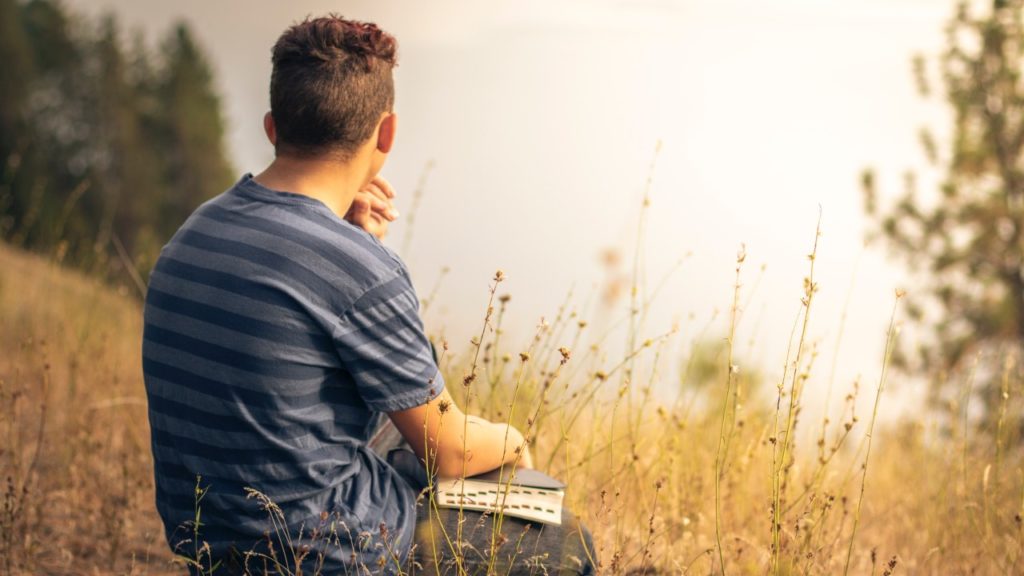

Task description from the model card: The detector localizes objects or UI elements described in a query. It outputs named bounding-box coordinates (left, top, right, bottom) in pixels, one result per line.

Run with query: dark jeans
left=405, top=504, right=597, bottom=576
left=385, top=448, right=598, bottom=576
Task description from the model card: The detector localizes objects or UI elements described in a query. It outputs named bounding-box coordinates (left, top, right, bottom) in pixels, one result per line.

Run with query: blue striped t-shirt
left=142, top=173, right=443, bottom=573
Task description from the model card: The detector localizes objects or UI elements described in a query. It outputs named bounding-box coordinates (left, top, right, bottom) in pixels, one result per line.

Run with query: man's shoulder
left=152, top=177, right=410, bottom=312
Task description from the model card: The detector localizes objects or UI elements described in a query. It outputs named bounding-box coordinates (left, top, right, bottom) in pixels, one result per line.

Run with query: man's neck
left=253, top=154, right=369, bottom=217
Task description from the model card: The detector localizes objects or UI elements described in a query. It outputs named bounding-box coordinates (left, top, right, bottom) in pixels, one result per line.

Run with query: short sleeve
left=332, top=267, right=445, bottom=413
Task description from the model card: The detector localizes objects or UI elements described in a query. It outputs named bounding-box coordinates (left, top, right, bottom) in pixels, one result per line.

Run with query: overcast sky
left=68, top=0, right=957, bottom=424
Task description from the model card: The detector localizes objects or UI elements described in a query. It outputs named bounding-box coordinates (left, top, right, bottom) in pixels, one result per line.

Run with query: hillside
left=2, top=242, right=1022, bottom=575
left=0, top=243, right=176, bottom=574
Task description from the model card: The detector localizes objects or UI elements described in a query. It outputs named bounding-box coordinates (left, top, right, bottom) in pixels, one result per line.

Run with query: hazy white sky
left=69, top=0, right=957, bottom=423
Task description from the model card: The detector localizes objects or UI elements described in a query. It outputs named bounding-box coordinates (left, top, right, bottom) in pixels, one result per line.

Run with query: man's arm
left=387, top=387, right=533, bottom=479
left=344, top=176, right=530, bottom=477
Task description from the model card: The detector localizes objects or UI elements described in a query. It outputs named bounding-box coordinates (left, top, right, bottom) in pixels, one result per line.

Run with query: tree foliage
left=863, top=0, right=1024, bottom=417
left=0, top=0, right=233, bottom=290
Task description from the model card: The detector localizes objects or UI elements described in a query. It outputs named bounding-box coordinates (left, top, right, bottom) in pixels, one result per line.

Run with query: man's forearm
left=388, top=388, right=533, bottom=479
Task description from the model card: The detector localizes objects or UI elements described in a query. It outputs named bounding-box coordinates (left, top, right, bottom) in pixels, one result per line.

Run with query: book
left=434, top=468, right=566, bottom=525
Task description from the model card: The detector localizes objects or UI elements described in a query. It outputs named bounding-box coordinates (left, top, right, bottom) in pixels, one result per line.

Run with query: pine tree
left=5, top=0, right=86, bottom=254
left=0, top=2, right=233, bottom=287
left=0, top=0, right=33, bottom=153
left=157, top=22, right=233, bottom=242
left=88, top=16, right=168, bottom=279
left=863, top=0, right=1024, bottom=422
left=0, top=0, right=34, bottom=239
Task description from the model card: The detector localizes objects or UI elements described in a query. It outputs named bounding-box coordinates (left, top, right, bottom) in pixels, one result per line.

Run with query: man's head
left=266, top=15, right=398, bottom=165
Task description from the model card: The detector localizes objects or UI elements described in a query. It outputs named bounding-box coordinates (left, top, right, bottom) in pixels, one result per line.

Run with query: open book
left=434, top=468, right=565, bottom=525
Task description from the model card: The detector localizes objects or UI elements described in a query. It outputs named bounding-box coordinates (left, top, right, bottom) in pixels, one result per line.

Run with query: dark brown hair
left=270, top=15, right=398, bottom=159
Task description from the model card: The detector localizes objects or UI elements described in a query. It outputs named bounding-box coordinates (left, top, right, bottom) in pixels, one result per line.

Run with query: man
left=142, top=15, right=595, bottom=575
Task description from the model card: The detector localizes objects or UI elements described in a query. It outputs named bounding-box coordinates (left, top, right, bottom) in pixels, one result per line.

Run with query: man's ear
left=376, top=112, right=396, bottom=154
left=263, top=111, right=277, bottom=146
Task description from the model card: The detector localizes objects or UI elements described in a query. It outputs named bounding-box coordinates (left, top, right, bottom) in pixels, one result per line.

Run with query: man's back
left=142, top=173, right=442, bottom=572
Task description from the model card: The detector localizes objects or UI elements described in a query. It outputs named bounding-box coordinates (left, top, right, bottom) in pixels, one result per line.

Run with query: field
left=1, top=240, right=1022, bottom=575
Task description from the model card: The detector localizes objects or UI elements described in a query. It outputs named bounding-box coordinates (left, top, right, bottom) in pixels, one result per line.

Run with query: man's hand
left=467, top=415, right=533, bottom=469
left=345, top=175, right=399, bottom=240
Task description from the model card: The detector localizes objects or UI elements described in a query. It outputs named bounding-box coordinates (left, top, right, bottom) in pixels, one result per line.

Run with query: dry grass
left=1, top=230, right=1023, bottom=575
left=0, top=243, right=174, bottom=575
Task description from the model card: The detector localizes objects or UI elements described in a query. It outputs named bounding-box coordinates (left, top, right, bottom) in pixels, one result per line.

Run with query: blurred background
left=10, top=1, right=1024, bottom=573
left=0, top=0, right=997, bottom=422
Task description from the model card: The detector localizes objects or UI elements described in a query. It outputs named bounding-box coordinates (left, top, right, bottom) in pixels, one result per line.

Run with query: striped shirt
left=142, top=173, right=443, bottom=574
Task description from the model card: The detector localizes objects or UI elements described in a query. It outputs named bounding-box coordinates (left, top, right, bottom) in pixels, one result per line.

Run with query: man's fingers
left=357, top=195, right=373, bottom=213
left=349, top=194, right=397, bottom=229
left=362, top=187, right=399, bottom=220
left=365, top=180, right=399, bottom=218
left=345, top=196, right=371, bottom=221
left=370, top=175, right=396, bottom=199
left=368, top=195, right=388, bottom=213
left=363, top=181, right=388, bottom=201
left=343, top=195, right=389, bottom=239
left=363, top=181, right=394, bottom=205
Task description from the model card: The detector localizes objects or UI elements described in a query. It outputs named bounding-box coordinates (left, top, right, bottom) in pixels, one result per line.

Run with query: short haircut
left=270, top=15, right=398, bottom=160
